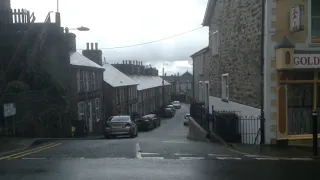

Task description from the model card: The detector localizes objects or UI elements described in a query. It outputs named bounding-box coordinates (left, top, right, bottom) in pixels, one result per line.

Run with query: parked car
left=164, top=108, right=175, bottom=117
left=183, top=114, right=191, bottom=126
left=172, top=101, right=181, bottom=109
left=166, top=105, right=176, bottom=113
left=104, top=115, right=138, bottom=138
left=136, top=115, right=154, bottom=131
left=145, top=114, right=161, bottom=127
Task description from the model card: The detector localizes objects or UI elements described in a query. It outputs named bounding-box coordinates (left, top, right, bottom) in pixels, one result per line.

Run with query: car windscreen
left=110, top=116, right=130, bottom=122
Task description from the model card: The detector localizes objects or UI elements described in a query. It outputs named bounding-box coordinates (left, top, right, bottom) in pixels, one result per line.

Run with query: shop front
left=275, top=37, right=320, bottom=145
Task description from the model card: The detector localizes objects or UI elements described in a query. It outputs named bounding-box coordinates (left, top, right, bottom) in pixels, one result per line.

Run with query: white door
left=88, top=101, right=93, bottom=132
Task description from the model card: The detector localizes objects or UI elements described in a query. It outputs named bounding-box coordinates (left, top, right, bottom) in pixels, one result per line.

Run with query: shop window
left=311, top=0, right=320, bottom=43
left=287, top=84, right=313, bottom=135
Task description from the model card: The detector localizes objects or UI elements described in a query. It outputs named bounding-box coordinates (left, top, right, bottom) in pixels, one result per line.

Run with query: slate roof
left=161, top=71, right=193, bottom=83
left=70, top=52, right=104, bottom=69
left=190, top=46, right=209, bottom=58
left=103, top=63, right=138, bottom=87
left=274, top=36, right=295, bottom=49
left=129, top=75, right=170, bottom=91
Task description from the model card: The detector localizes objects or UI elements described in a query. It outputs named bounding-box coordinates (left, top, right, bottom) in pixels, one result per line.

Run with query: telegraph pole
left=162, top=62, right=165, bottom=105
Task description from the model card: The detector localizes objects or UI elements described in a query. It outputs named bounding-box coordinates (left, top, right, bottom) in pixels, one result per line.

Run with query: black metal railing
left=190, top=103, right=261, bottom=144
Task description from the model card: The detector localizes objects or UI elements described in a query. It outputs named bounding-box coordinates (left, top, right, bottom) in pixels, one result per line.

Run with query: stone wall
left=208, top=0, right=262, bottom=108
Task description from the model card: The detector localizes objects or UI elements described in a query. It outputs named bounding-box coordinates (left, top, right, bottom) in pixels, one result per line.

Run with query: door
left=88, top=101, right=93, bottom=132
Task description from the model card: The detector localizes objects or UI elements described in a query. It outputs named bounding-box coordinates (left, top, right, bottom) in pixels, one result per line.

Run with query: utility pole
left=162, top=62, right=165, bottom=106
left=260, top=0, right=266, bottom=145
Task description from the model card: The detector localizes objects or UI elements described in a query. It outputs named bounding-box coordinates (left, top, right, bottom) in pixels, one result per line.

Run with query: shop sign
left=290, top=5, right=304, bottom=32
left=293, top=54, right=320, bottom=68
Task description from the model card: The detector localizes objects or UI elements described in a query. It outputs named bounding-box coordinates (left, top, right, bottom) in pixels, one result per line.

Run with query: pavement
left=0, top=103, right=320, bottom=180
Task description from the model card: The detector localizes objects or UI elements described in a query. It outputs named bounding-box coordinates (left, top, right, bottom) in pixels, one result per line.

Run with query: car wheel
left=130, top=132, right=135, bottom=138
left=135, top=130, right=139, bottom=137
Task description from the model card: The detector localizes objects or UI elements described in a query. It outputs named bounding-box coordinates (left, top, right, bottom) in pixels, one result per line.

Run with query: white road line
left=255, top=157, right=279, bottom=160
left=162, top=141, right=188, bottom=144
left=174, top=153, right=193, bottom=156
left=141, top=157, right=164, bottom=160
left=140, top=153, right=159, bottom=155
left=136, top=143, right=142, bottom=159
left=216, top=157, right=241, bottom=160
left=179, top=157, right=205, bottom=160
left=244, top=154, right=261, bottom=158
left=80, top=157, right=85, bottom=159
left=22, top=157, right=47, bottom=160
left=208, top=154, right=230, bottom=157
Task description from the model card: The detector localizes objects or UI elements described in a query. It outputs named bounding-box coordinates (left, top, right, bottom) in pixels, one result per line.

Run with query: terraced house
left=67, top=39, right=105, bottom=135
left=194, top=0, right=320, bottom=145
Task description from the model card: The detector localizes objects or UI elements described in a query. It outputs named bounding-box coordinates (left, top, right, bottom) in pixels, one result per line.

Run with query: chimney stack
left=82, top=42, right=103, bottom=65
left=65, top=33, right=76, bottom=52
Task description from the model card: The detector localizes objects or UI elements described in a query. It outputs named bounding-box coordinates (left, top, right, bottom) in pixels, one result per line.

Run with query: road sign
left=3, top=103, right=16, bottom=117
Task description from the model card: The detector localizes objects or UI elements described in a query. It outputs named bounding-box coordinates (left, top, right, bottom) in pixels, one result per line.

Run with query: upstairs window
left=311, top=0, right=320, bottom=43
left=212, top=31, right=220, bottom=55
left=221, top=73, right=229, bottom=102
left=78, top=102, right=84, bottom=120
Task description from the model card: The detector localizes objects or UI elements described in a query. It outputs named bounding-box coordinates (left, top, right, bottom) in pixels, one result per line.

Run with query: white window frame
left=78, top=101, right=84, bottom=120
left=221, top=73, right=229, bottom=102
left=212, top=30, right=219, bottom=55
left=92, top=72, right=96, bottom=90
left=77, top=70, right=80, bottom=93
left=95, top=98, right=100, bottom=121
left=309, top=0, right=320, bottom=44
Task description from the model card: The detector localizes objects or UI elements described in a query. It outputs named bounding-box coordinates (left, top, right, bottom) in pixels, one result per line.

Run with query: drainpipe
left=260, top=0, right=266, bottom=144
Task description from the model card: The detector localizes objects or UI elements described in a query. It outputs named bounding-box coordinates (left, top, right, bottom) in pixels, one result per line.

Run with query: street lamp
left=65, top=26, right=90, bottom=33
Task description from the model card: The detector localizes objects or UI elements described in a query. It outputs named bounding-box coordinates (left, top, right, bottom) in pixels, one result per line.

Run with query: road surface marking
left=0, top=143, right=58, bottom=160
left=174, top=153, right=193, bottom=156
left=7, top=143, right=61, bottom=160
left=227, top=148, right=249, bottom=155
left=22, top=157, right=47, bottom=160
left=136, top=143, right=142, bottom=159
left=140, top=152, right=159, bottom=155
left=162, top=140, right=188, bottom=144
left=208, top=154, right=230, bottom=157
left=244, top=154, right=261, bottom=157
left=80, top=157, right=85, bottom=159
left=141, top=157, right=164, bottom=160
left=278, top=157, right=313, bottom=161
left=179, top=157, right=205, bottom=160
left=255, top=157, right=279, bottom=160
left=216, top=157, right=241, bottom=160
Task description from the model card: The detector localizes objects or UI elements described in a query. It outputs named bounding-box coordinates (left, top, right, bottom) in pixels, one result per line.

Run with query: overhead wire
left=76, top=26, right=204, bottom=50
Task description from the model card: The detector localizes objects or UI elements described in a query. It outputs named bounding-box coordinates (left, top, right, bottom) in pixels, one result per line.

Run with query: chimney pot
left=86, top=43, right=89, bottom=50
left=95, top=43, right=98, bottom=50
left=90, top=43, right=94, bottom=50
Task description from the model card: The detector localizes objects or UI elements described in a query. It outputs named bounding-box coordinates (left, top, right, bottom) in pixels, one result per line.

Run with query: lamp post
left=260, top=0, right=266, bottom=145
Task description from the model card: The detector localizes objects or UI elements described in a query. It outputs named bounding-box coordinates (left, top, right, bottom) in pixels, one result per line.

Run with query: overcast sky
left=11, top=0, right=208, bottom=75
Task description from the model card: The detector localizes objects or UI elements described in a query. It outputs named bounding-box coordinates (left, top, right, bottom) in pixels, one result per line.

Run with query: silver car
left=104, top=115, right=138, bottom=138
left=172, top=101, right=181, bottom=109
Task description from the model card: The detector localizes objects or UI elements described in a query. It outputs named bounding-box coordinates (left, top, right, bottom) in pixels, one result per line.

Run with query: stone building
left=193, top=0, right=320, bottom=145
left=112, top=61, right=171, bottom=115
left=102, top=62, right=138, bottom=119
left=202, top=0, right=262, bottom=108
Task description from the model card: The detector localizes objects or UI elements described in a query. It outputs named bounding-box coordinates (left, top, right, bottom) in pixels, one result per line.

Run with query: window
left=311, top=0, right=320, bottom=43
left=121, top=89, right=125, bottom=102
left=115, top=91, right=119, bottom=104
left=221, top=73, right=229, bottom=102
left=95, top=98, right=100, bottom=121
left=78, top=102, right=84, bottom=120
left=92, top=72, right=96, bottom=90
left=129, top=87, right=132, bottom=100
left=79, top=70, right=84, bottom=92
left=86, top=72, right=89, bottom=91
left=77, top=70, right=81, bottom=92
left=211, top=30, right=219, bottom=55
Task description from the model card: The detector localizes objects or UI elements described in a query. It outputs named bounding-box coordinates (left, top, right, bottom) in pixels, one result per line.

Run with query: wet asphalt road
left=0, top=103, right=320, bottom=180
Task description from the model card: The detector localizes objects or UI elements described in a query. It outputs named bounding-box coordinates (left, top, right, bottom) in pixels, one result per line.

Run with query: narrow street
left=0, top=104, right=319, bottom=179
